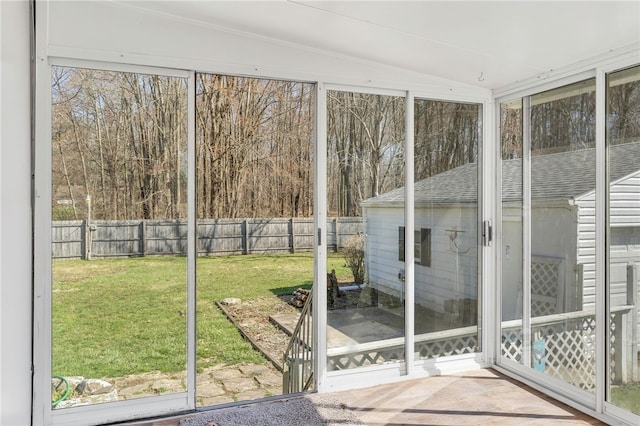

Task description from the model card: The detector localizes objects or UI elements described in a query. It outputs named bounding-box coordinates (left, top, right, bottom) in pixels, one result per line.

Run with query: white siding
left=501, top=210, right=524, bottom=321
left=415, top=206, right=478, bottom=313
left=364, top=207, right=405, bottom=300
left=501, top=204, right=579, bottom=316
left=609, top=174, right=640, bottom=227
left=576, top=194, right=596, bottom=309
left=365, top=205, right=478, bottom=314
left=577, top=172, right=640, bottom=312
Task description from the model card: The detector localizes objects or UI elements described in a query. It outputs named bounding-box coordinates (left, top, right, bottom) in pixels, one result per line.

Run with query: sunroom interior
left=1, top=1, right=640, bottom=425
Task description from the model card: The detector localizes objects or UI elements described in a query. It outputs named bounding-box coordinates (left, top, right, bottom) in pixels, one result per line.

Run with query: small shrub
left=342, top=235, right=365, bottom=283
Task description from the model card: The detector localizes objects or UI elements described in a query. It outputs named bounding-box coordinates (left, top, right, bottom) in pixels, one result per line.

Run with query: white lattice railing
left=326, top=306, right=637, bottom=387
left=327, top=326, right=478, bottom=370
left=501, top=305, right=637, bottom=390
left=531, top=256, right=564, bottom=316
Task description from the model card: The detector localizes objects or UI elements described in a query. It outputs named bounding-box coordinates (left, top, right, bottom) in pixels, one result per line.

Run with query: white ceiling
left=126, top=1, right=640, bottom=89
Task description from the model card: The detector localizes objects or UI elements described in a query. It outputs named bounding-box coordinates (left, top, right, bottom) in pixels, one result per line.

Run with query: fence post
left=139, top=220, right=147, bottom=256
left=575, top=263, right=584, bottom=312
left=289, top=218, right=295, bottom=254
left=628, top=262, right=639, bottom=381
left=242, top=219, right=248, bottom=255
left=334, top=217, right=339, bottom=252
left=612, top=310, right=624, bottom=384
left=85, top=195, right=92, bottom=260
left=81, top=219, right=88, bottom=260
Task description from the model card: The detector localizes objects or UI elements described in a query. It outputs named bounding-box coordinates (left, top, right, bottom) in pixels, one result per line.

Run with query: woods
left=52, top=68, right=188, bottom=221
left=52, top=67, right=639, bottom=223
left=500, top=74, right=640, bottom=160
left=326, top=91, right=405, bottom=217
left=52, top=68, right=316, bottom=221
left=196, top=75, right=314, bottom=219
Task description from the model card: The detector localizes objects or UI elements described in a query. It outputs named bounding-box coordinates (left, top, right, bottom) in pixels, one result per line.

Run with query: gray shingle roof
left=362, top=141, right=640, bottom=207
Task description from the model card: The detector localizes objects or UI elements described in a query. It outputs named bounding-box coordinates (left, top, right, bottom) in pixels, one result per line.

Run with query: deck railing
left=327, top=325, right=479, bottom=370
left=282, top=290, right=636, bottom=392
left=282, top=291, right=314, bottom=394
left=325, top=306, right=637, bottom=390
left=502, top=304, right=637, bottom=389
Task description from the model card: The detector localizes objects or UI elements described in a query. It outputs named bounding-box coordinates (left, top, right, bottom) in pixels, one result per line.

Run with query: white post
left=405, top=91, right=415, bottom=375
left=85, top=194, right=92, bottom=260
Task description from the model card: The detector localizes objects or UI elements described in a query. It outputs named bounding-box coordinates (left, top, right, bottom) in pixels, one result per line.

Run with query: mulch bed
left=217, top=288, right=363, bottom=371
left=216, top=295, right=297, bottom=371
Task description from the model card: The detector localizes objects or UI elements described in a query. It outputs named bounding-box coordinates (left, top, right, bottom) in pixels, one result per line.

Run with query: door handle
left=483, top=220, right=492, bottom=247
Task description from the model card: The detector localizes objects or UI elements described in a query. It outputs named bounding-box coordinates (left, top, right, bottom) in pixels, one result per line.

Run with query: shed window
left=399, top=227, right=431, bottom=266
left=611, top=226, right=640, bottom=246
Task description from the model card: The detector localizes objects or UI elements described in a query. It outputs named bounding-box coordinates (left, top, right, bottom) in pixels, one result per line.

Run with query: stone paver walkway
left=105, top=362, right=283, bottom=407
left=195, top=363, right=282, bottom=407
left=53, top=363, right=283, bottom=409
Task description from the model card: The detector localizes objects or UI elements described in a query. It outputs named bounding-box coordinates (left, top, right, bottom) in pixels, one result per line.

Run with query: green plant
left=341, top=234, right=365, bottom=283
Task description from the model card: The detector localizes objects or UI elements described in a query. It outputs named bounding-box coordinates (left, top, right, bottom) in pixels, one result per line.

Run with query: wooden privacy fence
left=52, top=217, right=362, bottom=259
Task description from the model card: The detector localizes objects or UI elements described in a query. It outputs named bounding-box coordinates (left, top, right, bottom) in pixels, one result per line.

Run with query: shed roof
left=362, top=141, right=640, bottom=208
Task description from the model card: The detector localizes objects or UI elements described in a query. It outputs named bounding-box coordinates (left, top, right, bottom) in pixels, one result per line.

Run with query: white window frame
left=319, top=85, right=493, bottom=393
left=33, top=57, right=195, bottom=426
left=494, top=50, right=640, bottom=426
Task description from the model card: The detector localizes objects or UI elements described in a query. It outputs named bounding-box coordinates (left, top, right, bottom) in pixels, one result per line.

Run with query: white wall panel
left=0, top=1, right=33, bottom=425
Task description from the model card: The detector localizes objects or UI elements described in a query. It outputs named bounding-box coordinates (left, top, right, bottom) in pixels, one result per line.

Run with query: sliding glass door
left=195, top=74, right=315, bottom=403
left=500, top=67, right=640, bottom=424
left=49, top=66, right=190, bottom=414
left=500, top=78, right=599, bottom=393
left=323, top=90, right=484, bottom=375
left=413, top=99, right=482, bottom=361
left=529, top=79, right=597, bottom=391
left=606, top=64, right=640, bottom=416
left=325, top=89, right=406, bottom=371
left=42, top=65, right=319, bottom=425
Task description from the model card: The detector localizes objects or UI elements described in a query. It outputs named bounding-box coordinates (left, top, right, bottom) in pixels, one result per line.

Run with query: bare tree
left=196, top=74, right=314, bottom=219
left=327, top=91, right=405, bottom=217
left=51, top=67, right=188, bottom=221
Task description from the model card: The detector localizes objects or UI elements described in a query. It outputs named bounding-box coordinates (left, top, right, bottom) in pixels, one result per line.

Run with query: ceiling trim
left=493, top=43, right=640, bottom=101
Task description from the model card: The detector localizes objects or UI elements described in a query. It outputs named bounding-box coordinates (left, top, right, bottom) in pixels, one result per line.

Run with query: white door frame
left=494, top=51, right=640, bottom=426
left=33, top=56, right=195, bottom=425
left=318, top=84, right=493, bottom=393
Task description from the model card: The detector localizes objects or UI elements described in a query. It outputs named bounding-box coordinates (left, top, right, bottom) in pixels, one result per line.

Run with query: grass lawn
left=611, top=382, right=640, bottom=415
left=52, top=253, right=351, bottom=379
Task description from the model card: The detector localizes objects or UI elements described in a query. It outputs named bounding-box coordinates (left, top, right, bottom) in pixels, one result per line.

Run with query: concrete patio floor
left=117, top=368, right=604, bottom=425
left=271, top=304, right=475, bottom=349
left=271, top=306, right=406, bottom=349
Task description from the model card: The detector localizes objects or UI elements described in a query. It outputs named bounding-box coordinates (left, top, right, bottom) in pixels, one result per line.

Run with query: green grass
left=52, top=253, right=351, bottom=379
left=611, top=382, right=640, bottom=414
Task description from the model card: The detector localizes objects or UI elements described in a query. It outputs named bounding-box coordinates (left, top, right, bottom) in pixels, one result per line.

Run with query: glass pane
left=195, top=75, right=314, bottom=405
left=607, top=64, right=640, bottom=415
left=413, top=99, right=481, bottom=360
left=529, top=78, right=596, bottom=391
left=51, top=67, right=188, bottom=408
left=500, top=99, right=524, bottom=363
left=327, top=91, right=405, bottom=371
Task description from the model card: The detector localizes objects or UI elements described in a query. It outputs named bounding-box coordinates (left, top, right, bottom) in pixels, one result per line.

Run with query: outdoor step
left=269, top=313, right=300, bottom=336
